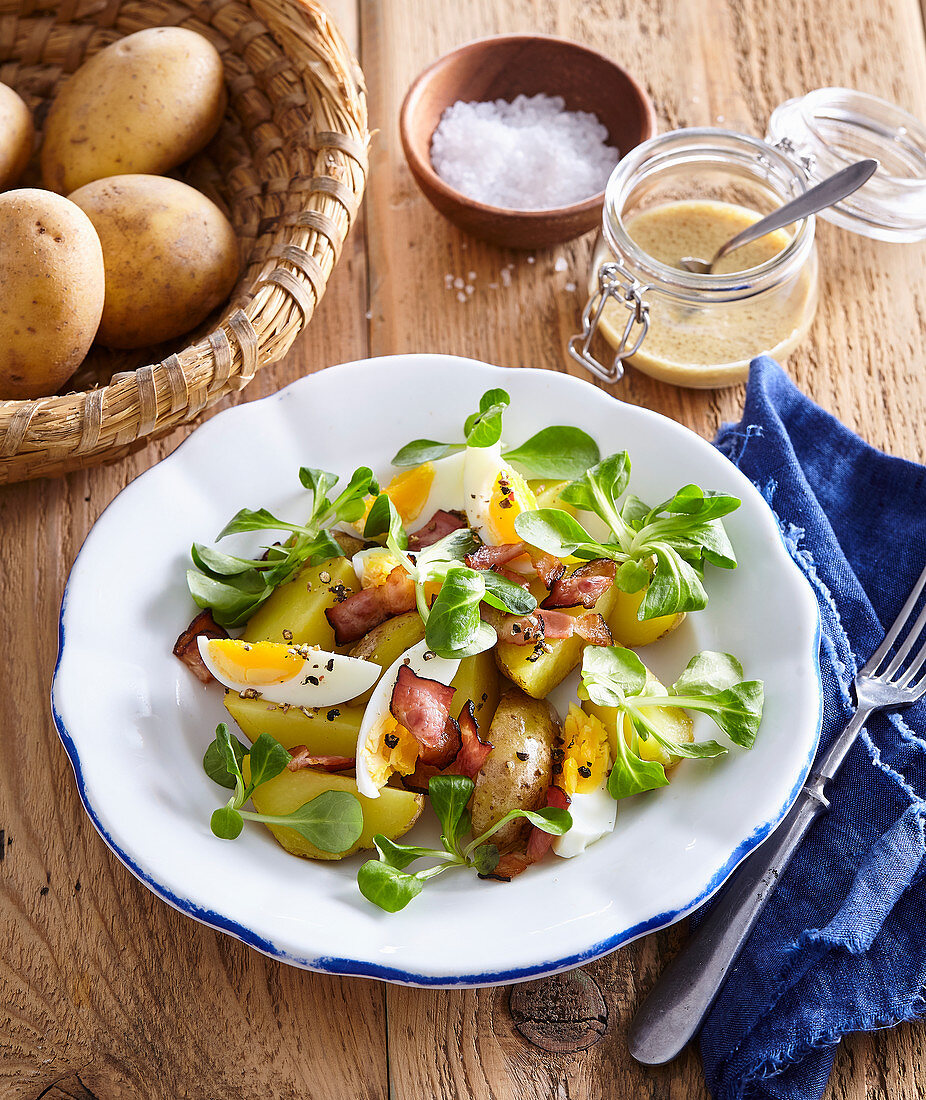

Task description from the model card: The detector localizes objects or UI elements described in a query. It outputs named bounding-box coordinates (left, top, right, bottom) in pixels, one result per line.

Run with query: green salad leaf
left=186, top=465, right=379, bottom=626
left=363, top=494, right=538, bottom=659
left=202, top=725, right=363, bottom=854
left=578, top=647, right=764, bottom=802
left=391, top=388, right=600, bottom=479
left=515, top=450, right=740, bottom=620
left=357, top=775, right=571, bottom=912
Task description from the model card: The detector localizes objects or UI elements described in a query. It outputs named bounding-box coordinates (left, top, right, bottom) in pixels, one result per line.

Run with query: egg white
left=552, top=779, right=617, bottom=858
left=462, top=443, right=518, bottom=545
left=197, top=638, right=380, bottom=707
left=407, top=450, right=466, bottom=533
left=355, top=638, right=460, bottom=799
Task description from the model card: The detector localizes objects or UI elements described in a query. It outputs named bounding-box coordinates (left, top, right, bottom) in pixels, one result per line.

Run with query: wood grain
left=2, top=0, right=925, bottom=1097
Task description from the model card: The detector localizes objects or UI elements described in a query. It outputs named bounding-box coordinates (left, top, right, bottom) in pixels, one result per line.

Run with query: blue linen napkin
left=698, top=356, right=926, bottom=1100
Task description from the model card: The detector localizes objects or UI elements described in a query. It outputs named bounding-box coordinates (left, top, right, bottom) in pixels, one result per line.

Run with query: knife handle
left=627, top=773, right=830, bottom=1065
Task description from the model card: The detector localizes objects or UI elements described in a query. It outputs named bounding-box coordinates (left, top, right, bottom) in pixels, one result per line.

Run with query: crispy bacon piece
left=408, top=509, right=468, bottom=550
left=487, top=607, right=612, bottom=647
left=402, top=700, right=492, bottom=790
left=325, top=567, right=416, bottom=645
left=465, top=542, right=528, bottom=570
left=485, top=786, right=571, bottom=881
left=528, top=549, right=566, bottom=589
left=287, top=747, right=355, bottom=772
left=454, top=701, right=493, bottom=779
left=390, top=664, right=460, bottom=768
left=526, top=785, right=571, bottom=862
left=172, top=610, right=228, bottom=684
left=541, top=559, right=616, bottom=610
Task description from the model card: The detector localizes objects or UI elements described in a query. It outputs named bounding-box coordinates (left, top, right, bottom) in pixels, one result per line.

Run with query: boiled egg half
left=462, top=443, right=537, bottom=546
left=198, top=638, right=379, bottom=707
left=365, top=451, right=465, bottom=534
left=355, top=638, right=460, bottom=799
left=552, top=704, right=616, bottom=858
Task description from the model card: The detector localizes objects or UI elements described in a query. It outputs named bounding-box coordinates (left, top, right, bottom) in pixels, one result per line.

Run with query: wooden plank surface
left=2, top=0, right=925, bottom=1098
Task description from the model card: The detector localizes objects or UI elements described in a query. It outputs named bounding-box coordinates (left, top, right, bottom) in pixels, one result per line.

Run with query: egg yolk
left=357, top=548, right=404, bottom=588
left=358, top=463, right=436, bottom=533
left=363, top=715, right=419, bottom=789
left=559, top=704, right=611, bottom=795
left=206, top=639, right=307, bottom=684
left=483, top=466, right=537, bottom=545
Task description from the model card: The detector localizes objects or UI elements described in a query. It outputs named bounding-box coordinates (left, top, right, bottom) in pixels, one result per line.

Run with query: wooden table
left=4, top=1, right=926, bottom=1096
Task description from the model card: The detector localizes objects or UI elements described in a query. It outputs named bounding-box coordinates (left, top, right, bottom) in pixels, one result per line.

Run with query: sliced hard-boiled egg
left=552, top=704, right=616, bottom=858
left=198, top=638, right=379, bottom=707
left=361, top=451, right=466, bottom=534
left=352, top=546, right=404, bottom=589
left=355, top=638, right=460, bottom=799
left=463, top=443, right=537, bottom=546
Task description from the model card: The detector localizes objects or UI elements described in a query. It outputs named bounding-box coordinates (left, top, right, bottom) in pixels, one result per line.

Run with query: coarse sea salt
left=430, top=93, right=619, bottom=211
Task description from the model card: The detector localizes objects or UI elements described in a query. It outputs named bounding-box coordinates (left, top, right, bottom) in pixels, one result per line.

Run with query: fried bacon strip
left=528, top=549, right=566, bottom=589
left=325, top=567, right=416, bottom=645
left=541, top=559, right=616, bottom=610
left=487, top=607, right=612, bottom=647
left=402, top=699, right=493, bottom=791
left=286, top=747, right=355, bottom=772
left=172, top=609, right=228, bottom=684
left=455, top=701, right=493, bottom=778
left=484, top=786, right=572, bottom=881
left=390, top=664, right=461, bottom=768
left=465, top=542, right=529, bottom=570
left=408, top=509, right=468, bottom=550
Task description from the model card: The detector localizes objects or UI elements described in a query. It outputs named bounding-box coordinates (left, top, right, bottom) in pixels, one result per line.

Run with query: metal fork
left=629, top=560, right=926, bottom=1065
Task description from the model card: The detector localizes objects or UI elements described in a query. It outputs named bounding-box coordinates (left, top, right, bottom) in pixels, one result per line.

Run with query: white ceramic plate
left=52, top=354, right=822, bottom=987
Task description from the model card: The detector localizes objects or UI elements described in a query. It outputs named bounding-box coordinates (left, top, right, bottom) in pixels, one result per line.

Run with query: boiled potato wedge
left=451, top=647, right=500, bottom=728
left=495, top=576, right=620, bottom=699
left=244, top=759, right=423, bottom=860
left=607, top=584, right=685, bottom=648
left=471, top=687, right=560, bottom=851
left=585, top=672, right=693, bottom=768
left=348, top=611, right=426, bottom=704
left=224, top=692, right=363, bottom=754
left=243, top=557, right=359, bottom=650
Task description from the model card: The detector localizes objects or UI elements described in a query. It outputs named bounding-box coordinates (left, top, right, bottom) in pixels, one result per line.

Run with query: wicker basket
left=0, top=0, right=368, bottom=483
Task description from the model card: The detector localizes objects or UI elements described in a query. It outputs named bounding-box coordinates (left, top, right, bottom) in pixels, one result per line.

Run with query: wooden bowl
left=399, top=35, right=656, bottom=249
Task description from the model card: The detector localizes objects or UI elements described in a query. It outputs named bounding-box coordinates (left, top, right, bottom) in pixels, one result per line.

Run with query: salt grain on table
left=430, top=94, right=619, bottom=210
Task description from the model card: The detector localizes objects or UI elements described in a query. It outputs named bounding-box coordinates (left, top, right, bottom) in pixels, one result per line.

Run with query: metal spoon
left=679, top=158, right=879, bottom=274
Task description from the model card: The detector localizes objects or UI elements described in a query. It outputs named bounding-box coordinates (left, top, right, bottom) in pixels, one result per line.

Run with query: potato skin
left=68, top=174, right=238, bottom=348
left=41, top=27, right=225, bottom=194
left=0, top=189, right=104, bottom=400
left=0, top=83, right=34, bottom=189
left=471, top=687, right=560, bottom=851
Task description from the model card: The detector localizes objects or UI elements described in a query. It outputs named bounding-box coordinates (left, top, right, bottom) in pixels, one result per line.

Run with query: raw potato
left=471, top=687, right=560, bottom=851
left=243, top=557, right=360, bottom=651
left=244, top=759, right=423, bottom=861
left=0, top=83, right=34, bottom=189
left=42, top=27, right=225, bottom=194
left=495, top=575, right=620, bottom=699
left=0, top=189, right=104, bottom=400
left=68, top=175, right=238, bottom=349
left=224, top=693, right=364, bottom=754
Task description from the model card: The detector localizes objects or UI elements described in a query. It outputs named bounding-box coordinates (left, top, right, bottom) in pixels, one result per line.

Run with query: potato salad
left=175, top=389, right=764, bottom=911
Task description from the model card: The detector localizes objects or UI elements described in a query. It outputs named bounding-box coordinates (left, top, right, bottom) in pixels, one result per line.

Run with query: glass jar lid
left=767, top=87, right=926, bottom=242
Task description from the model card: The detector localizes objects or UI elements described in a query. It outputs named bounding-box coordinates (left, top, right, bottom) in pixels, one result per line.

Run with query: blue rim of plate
left=50, top=355, right=824, bottom=988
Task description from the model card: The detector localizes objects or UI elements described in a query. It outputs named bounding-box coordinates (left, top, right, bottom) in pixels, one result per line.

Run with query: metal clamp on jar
left=570, top=89, right=926, bottom=388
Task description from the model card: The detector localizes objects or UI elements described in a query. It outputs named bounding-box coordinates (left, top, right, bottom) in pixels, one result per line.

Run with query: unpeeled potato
left=0, top=189, right=104, bottom=400
left=68, top=175, right=239, bottom=349
left=0, top=83, right=33, bottom=189
left=41, top=27, right=226, bottom=194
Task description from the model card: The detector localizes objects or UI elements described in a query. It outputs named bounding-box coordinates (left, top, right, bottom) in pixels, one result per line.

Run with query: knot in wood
left=508, top=969, right=608, bottom=1053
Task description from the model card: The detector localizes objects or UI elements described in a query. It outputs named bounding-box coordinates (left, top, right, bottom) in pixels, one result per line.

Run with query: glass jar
left=570, top=129, right=819, bottom=388
left=571, top=89, right=926, bottom=387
